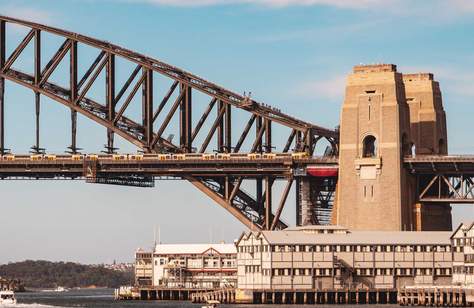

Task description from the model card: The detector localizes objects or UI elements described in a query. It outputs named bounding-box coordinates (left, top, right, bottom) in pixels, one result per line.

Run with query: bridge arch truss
left=0, top=16, right=338, bottom=230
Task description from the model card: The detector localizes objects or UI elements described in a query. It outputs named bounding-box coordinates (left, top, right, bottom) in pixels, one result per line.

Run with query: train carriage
left=86, top=154, right=99, bottom=160
left=184, top=153, right=204, bottom=160
left=203, top=154, right=215, bottom=160
left=262, top=153, right=277, bottom=159
left=172, top=154, right=186, bottom=160
left=71, top=154, right=84, bottom=161
left=44, top=154, right=57, bottom=161
left=129, top=154, right=144, bottom=161
left=247, top=153, right=262, bottom=160
left=216, top=153, right=231, bottom=160
left=112, top=154, right=127, bottom=161
left=292, top=152, right=309, bottom=159
left=158, top=154, right=172, bottom=161
left=30, top=154, right=43, bottom=161
left=229, top=153, right=248, bottom=160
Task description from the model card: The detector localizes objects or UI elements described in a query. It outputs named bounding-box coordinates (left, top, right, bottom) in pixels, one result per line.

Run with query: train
left=0, top=152, right=310, bottom=162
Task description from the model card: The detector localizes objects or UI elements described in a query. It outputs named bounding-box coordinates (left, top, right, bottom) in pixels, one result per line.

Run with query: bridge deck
left=0, top=155, right=338, bottom=179
left=404, top=155, right=474, bottom=174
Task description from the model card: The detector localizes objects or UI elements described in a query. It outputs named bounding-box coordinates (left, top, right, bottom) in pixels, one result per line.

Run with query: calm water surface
left=14, top=289, right=400, bottom=308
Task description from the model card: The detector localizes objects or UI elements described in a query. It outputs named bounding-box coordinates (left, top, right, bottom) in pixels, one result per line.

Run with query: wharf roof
left=451, top=221, right=474, bottom=239
left=257, top=230, right=452, bottom=246
left=154, top=243, right=236, bottom=255
left=285, top=225, right=348, bottom=232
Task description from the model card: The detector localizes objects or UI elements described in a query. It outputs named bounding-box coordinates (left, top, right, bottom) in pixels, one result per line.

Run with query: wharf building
left=235, top=225, right=457, bottom=303
left=452, top=222, right=474, bottom=285
left=135, top=243, right=237, bottom=289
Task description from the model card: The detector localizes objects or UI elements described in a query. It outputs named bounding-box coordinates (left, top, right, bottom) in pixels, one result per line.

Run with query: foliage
left=0, top=260, right=133, bottom=288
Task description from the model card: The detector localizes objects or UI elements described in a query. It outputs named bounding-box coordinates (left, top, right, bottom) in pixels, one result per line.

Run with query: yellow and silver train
left=0, top=152, right=309, bottom=161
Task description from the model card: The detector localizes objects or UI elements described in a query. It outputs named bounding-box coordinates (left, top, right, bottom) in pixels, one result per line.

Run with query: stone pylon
left=334, top=64, right=414, bottom=231
left=404, top=73, right=451, bottom=231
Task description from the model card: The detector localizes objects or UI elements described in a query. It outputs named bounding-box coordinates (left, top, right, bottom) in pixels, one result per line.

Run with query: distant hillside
left=0, top=260, right=133, bottom=289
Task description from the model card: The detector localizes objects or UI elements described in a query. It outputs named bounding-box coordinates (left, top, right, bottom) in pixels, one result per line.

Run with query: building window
left=362, top=135, right=377, bottom=157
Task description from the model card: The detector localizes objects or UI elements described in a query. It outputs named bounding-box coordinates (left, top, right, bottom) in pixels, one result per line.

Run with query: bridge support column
left=296, top=178, right=314, bottom=225
left=265, top=176, right=272, bottom=229
left=106, top=53, right=116, bottom=153
left=0, top=20, right=4, bottom=154
left=296, top=176, right=336, bottom=226
left=180, top=83, right=192, bottom=152
left=413, top=203, right=422, bottom=231
left=69, top=41, right=79, bottom=154
left=32, top=29, right=42, bottom=154
left=413, top=202, right=452, bottom=231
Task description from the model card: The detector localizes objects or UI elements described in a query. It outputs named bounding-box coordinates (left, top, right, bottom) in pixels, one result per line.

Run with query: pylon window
left=362, top=135, right=377, bottom=157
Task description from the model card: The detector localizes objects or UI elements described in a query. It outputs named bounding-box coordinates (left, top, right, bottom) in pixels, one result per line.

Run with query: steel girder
left=0, top=16, right=339, bottom=230
left=405, top=155, right=474, bottom=203
left=416, top=174, right=474, bottom=203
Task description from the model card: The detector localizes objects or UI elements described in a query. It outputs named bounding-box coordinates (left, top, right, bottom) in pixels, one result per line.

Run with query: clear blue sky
left=0, top=0, right=473, bottom=264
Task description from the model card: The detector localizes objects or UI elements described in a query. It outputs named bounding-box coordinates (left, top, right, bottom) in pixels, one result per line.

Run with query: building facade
left=451, top=222, right=474, bottom=285
left=135, top=243, right=237, bottom=289
left=236, top=225, right=456, bottom=292
left=135, top=249, right=153, bottom=286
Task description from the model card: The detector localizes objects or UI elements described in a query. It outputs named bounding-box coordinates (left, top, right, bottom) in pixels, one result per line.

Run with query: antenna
left=153, top=225, right=157, bottom=249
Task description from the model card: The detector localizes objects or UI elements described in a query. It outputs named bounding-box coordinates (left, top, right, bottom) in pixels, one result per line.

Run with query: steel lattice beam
left=0, top=16, right=340, bottom=230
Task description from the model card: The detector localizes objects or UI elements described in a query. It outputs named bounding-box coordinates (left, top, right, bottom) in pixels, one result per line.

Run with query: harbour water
left=14, top=288, right=400, bottom=307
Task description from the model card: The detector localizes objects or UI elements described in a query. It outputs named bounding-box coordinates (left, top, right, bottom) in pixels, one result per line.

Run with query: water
left=14, top=289, right=401, bottom=307
left=16, top=289, right=191, bottom=307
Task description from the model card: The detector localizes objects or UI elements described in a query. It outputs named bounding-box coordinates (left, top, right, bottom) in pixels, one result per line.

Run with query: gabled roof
left=451, top=222, right=467, bottom=239
left=235, top=231, right=264, bottom=246
left=154, top=243, right=236, bottom=255
left=450, top=221, right=474, bottom=239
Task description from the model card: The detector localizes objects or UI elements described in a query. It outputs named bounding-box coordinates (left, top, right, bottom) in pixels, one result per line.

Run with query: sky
left=0, top=0, right=473, bottom=264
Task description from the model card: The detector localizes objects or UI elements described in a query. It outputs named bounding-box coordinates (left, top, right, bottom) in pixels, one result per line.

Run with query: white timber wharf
left=240, top=288, right=397, bottom=305
left=118, top=223, right=474, bottom=304
left=191, top=288, right=236, bottom=303
left=398, top=286, right=474, bottom=306
left=115, top=286, right=224, bottom=301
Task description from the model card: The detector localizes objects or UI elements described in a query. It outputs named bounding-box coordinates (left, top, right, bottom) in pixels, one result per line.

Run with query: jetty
left=398, top=286, right=474, bottom=306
